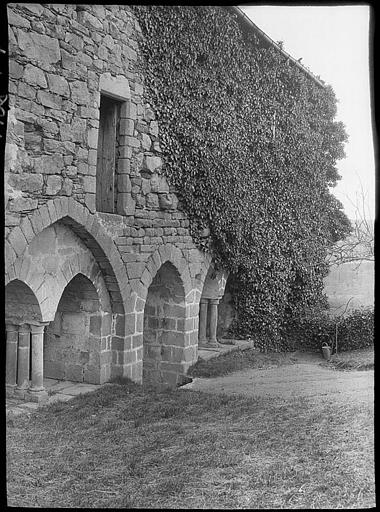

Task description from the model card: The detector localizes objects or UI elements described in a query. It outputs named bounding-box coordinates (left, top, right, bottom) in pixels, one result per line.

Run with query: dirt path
left=183, top=352, right=374, bottom=405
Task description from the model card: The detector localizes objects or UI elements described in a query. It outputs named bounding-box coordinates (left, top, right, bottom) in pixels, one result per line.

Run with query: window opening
left=96, top=94, right=121, bottom=213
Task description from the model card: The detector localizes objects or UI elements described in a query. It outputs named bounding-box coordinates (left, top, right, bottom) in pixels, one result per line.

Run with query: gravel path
left=183, top=355, right=374, bottom=405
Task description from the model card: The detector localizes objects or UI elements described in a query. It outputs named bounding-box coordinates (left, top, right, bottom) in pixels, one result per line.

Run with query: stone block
left=8, top=226, right=27, bottom=257
left=83, top=366, right=101, bottom=385
left=37, top=91, right=62, bottom=109
left=77, top=10, right=103, bottom=30
left=158, top=330, right=185, bottom=347
left=171, top=346, right=184, bottom=363
left=82, top=176, right=96, bottom=193
left=8, top=10, right=31, bottom=28
left=9, top=59, right=24, bottom=80
left=43, top=360, right=65, bottom=380
left=100, top=351, right=111, bottom=365
left=89, top=315, right=101, bottom=336
left=46, top=175, right=62, bottom=195
left=24, top=64, right=47, bottom=88
left=101, top=314, right=112, bottom=336
left=18, top=82, right=36, bottom=100
left=23, top=4, right=44, bottom=15
left=70, top=80, right=91, bottom=106
left=144, top=156, right=162, bottom=173
left=87, top=128, right=98, bottom=149
left=117, top=174, right=132, bottom=192
left=65, top=364, right=84, bottom=383
left=135, top=312, right=144, bottom=333
left=124, top=313, right=136, bottom=336
left=117, top=158, right=131, bottom=174
left=160, top=371, right=179, bottom=388
left=34, top=154, right=64, bottom=174
left=146, top=193, right=159, bottom=209
left=61, top=313, right=86, bottom=335
left=88, top=149, right=97, bottom=166
left=61, top=178, right=73, bottom=196
left=18, top=32, right=58, bottom=66
left=85, top=194, right=96, bottom=213
left=132, top=334, right=143, bottom=349
left=120, top=101, right=136, bottom=119
left=9, top=173, right=44, bottom=193
left=71, top=118, right=87, bottom=143
left=126, top=263, right=145, bottom=282
left=149, top=121, right=159, bottom=137
left=119, top=118, right=134, bottom=136
left=111, top=336, right=124, bottom=351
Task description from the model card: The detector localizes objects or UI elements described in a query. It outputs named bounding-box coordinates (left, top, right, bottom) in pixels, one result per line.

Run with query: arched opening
left=44, top=273, right=112, bottom=384
left=198, top=265, right=228, bottom=346
left=5, top=280, right=44, bottom=393
left=217, top=275, right=237, bottom=340
left=143, top=262, right=186, bottom=387
left=5, top=279, right=43, bottom=325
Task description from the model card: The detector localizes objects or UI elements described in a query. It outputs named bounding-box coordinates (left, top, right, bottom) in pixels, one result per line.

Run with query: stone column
left=198, top=298, right=209, bottom=345
left=16, top=323, right=30, bottom=390
left=30, top=324, right=47, bottom=392
left=6, top=323, right=18, bottom=388
left=208, top=299, right=220, bottom=346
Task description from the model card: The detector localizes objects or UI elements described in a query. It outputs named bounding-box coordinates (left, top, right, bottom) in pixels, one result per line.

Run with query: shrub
left=286, top=308, right=374, bottom=353
left=335, top=308, right=374, bottom=352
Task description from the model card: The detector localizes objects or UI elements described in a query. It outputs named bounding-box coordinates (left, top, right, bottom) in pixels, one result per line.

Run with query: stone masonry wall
left=5, top=4, right=220, bottom=387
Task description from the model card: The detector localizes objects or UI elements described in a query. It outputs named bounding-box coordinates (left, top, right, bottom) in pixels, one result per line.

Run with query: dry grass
left=328, top=346, right=374, bottom=371
left=6, top=379, right=374, bottom=508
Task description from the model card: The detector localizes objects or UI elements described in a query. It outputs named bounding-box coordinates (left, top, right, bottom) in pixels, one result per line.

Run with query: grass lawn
left=7, top=379, right=374, bottom=508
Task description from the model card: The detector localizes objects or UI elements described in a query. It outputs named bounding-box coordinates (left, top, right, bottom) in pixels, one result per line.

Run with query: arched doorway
left=44, top=273, right=112, bottom=384
left=217, top=275, right=237, bottom=340
left=198, top=265, right=228, bottom=346
left=143, top=262, right=186, bottom=387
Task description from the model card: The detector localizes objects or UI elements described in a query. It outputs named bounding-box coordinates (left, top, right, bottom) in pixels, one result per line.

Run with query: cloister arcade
left=5, top=199, right=229, bottom=401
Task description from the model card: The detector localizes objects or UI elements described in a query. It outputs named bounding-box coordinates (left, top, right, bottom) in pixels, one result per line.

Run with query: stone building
left=4, top=4, right=322, bottom=401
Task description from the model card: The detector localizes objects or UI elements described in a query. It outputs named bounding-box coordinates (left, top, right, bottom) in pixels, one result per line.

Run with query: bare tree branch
left=327, top=186, right=374, bottom=268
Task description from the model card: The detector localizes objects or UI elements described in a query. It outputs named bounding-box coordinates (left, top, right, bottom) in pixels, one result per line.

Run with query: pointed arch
left=5, top=198, right=130, bottom=318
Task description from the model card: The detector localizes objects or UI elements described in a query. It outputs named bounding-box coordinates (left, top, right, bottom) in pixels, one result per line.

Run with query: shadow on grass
left=188, top=347, right=293, bottom=378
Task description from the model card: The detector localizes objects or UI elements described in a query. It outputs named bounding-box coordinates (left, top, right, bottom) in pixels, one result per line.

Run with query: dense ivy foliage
left=132, top=5, right=352, bottom=349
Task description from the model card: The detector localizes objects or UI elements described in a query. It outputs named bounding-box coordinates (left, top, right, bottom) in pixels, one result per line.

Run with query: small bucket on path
left=321, top=342, right=332, bottom=361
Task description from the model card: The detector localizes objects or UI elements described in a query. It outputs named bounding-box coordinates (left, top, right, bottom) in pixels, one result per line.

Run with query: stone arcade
left=5, top=4, right=233, bottom=401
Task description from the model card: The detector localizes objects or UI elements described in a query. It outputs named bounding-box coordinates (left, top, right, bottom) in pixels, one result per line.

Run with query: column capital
left=200, top=297, right=209, bottom=304
left=18, top=323, right=31, bottom=334
left=30, top=322, right=49, bottom=334
left=209, top=298, right=220, bottom=305
left=5, top=322, right=19, bottom=331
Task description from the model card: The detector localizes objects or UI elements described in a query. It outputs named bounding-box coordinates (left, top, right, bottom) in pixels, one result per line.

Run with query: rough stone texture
left=5, top=4, right=224, bottom=390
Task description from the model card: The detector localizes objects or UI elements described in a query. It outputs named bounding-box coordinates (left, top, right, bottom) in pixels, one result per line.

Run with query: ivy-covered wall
left=132, top=5, right=352, bottom=349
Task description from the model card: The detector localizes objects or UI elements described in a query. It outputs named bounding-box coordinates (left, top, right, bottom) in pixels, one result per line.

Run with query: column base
left=14, top=387, right=29, bottom=400
left=6, top=384, right=17, bottom=398
left=198, top=340, right=220, bottom=349
left=27, top=389, right=49, bottom=403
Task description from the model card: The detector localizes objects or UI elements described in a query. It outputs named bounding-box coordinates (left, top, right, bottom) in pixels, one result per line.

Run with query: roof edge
left=226, top=6, right=326, bottom=88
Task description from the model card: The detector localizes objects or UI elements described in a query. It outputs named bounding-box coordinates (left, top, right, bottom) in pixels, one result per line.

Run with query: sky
left=240, top=5, right=375, bottom=220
